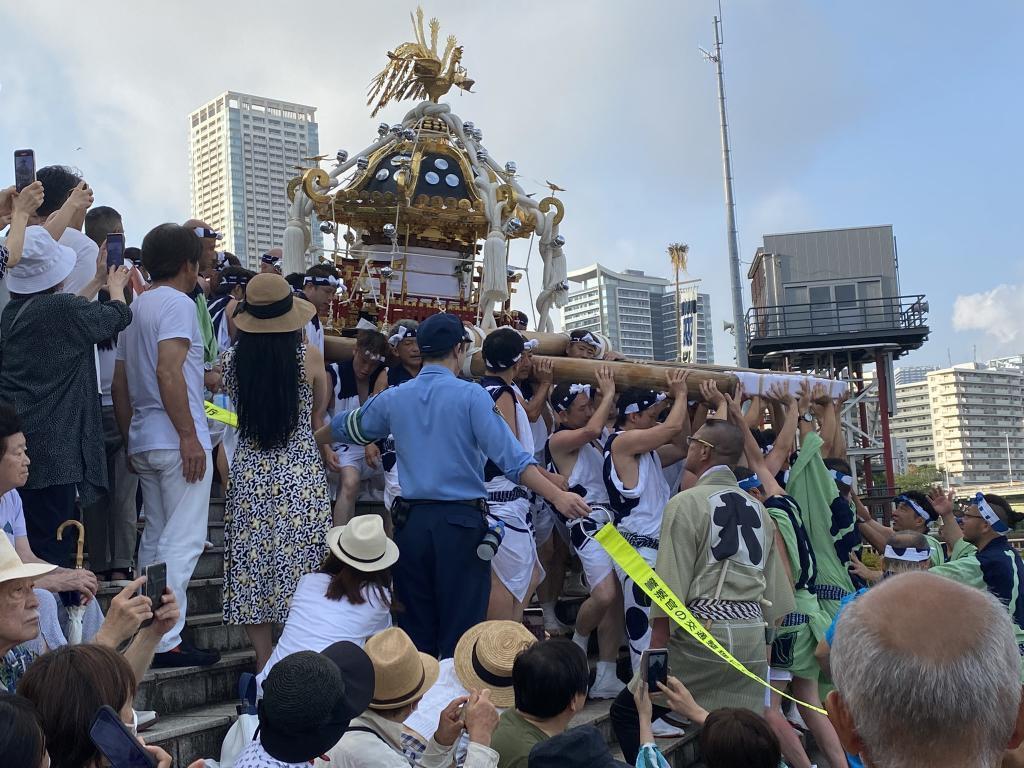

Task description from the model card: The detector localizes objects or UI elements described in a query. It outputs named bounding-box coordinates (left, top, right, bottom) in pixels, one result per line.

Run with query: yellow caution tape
left=595, top=524, right=827, bottom=715
left=204, top=401, right=238, bottom=428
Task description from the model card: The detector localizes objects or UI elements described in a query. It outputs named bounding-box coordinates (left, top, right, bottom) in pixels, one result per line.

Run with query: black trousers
left=18, top=484, right=78, bottom=567
left=393, top=501, right=491, bottom=659
left=610, top=685, right=672, bottom=765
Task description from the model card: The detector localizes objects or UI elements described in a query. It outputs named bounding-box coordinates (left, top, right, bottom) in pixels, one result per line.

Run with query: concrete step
left=187, top=612, right=252, bottom=653
left=136, top=650, right=254, bottom=716
left=143, top=701, right=239, bottom=768
left=208, top=497, right=225, bottom=523
left=97, top=577, right=224, bottom=617
left=193, top=546, right=225, bottom=580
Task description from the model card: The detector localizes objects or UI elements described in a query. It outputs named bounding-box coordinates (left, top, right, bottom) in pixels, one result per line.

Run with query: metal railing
left=746, top=294, right=928, bottom=341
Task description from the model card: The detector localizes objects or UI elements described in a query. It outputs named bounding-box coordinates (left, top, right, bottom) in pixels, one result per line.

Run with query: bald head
left=830, top=573, right=1021, bottom=767
left=701, top=419, right=745, bottom=466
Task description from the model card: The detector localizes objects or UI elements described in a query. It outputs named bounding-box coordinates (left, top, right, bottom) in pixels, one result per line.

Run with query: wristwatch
left=801, top=411, right=814, bottom=423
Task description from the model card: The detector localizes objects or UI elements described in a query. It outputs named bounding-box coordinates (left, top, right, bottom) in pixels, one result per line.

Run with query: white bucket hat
left=326, top=515, right=399, bottom=572
left=0, top=531, right=55, bottom=585
left=6, top=226, right=77, bottom=294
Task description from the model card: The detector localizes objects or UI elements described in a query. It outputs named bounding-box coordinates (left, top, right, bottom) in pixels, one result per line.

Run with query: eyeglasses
left=687, top=435, right=715, bottom=450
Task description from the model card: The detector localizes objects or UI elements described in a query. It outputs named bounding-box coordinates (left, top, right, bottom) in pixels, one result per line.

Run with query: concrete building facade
left=891, top=380, right=936, bottom=467
left=928, top=364, right=1024, bottom=486
left=894, top=365, right=939, bottom=386
left=189, top=91, right=322, bottom=270
left=562, top=264, right=713, bottom=363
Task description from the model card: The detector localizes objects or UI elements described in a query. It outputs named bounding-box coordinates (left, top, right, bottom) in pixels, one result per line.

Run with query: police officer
left=318, top=312, right=589, bottom=658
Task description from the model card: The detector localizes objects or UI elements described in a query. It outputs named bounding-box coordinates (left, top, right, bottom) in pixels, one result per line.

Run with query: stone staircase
left=92, top=497, right=761, bottom=767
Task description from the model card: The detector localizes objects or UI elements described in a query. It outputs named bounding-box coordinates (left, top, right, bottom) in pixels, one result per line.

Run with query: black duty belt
left=395, top=497, right=488, bottom=514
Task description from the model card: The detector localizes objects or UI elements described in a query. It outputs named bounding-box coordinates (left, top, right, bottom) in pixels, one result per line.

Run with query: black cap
left=418, top=312, right=468, bottom=355
left=258, top=642, right=373, bottom=762
left=528, top=725, right=629, bottom=768
left=482, top=327, right=526, bottom=371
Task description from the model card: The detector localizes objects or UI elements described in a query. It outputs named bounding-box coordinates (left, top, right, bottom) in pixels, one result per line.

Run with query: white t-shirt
left=59, top=228, right=99, bottom=298
left=256, top=573, right=392, bottom=694
left=116, top=285, right=211, bottom=455
left=98, top=344, right=117, bottom=407
left=0, top=489, right=26, bottom=545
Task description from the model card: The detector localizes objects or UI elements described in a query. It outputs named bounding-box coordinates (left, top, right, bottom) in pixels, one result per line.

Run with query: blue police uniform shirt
left=329, top=363, right=537, bottom=500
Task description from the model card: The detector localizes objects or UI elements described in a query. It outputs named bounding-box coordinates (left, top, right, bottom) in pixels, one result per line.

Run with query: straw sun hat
left=0, top=533, right=55, bottom=584
left=366, top=627, right=440, bottom=711
left=326, top=515, right=399, bottom=572
left=232, top=273, right=315, bottom=334
left=453, top=620, right=537, bottom=709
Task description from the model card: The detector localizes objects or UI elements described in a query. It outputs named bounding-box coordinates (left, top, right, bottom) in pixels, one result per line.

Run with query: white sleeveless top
left=603, top=430, right=670, bottom=538
left=483, top=377, right=533, bottom=493
left=548, top=429, right=611, bottom=511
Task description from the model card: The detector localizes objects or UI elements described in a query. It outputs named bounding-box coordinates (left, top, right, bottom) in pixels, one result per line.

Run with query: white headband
left=304, top=274, right=343, bottom=289
left=975, top=492, right=1010, bottom=534
left=883, top=544, right=932, bottom=562
left=623, top=392, right=667, bottom=415
left=388, top=325, right=417, bottom=346
left=830, top=469, right=855, bottom=487
left=896, top=495, right=930, bottom=522
left=571, top=332, right=601, bottom=349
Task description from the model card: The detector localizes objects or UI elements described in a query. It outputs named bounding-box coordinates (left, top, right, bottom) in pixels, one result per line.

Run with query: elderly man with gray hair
left=827, top=571, right=1024, bottom=768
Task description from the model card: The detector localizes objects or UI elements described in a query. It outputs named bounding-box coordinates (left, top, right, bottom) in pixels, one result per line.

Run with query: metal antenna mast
left=701, top=14, right=747, bottom=367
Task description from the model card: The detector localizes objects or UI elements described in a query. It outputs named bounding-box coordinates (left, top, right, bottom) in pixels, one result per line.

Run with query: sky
left=2, top=0, right=1022, bottom=368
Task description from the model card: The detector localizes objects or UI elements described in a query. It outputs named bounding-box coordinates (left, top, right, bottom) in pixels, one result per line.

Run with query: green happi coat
left=931, top=538, right=1024, bottom=681
left=765, top=494, right=831, bottom=681
left=786, top=433, right=855, bottom=623
left=652, top=467, right=796, bottom=712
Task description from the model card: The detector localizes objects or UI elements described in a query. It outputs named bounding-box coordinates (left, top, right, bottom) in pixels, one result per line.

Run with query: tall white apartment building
left=893, top=365, right=938, bottom=386
left=891, top=380, right=935, bottom=467
left=188, top=91, right=322, bottom=270
left=928, top=364, right=1024, bottom=486
left=562, top=263, right=714, bottom=363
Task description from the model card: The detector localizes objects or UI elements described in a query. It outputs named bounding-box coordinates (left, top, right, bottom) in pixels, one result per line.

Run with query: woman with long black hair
left=221, top=273, right=333, bottom=669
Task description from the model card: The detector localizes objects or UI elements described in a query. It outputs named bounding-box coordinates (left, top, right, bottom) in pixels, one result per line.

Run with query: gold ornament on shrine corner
left=367, top=6, right=476, bottom=117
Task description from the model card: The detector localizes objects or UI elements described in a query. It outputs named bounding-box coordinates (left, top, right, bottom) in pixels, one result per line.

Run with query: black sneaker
left=152, top=641, right=222, bottom=668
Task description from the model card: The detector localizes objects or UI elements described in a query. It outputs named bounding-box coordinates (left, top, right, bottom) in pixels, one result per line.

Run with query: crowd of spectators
left=1, top=164, right=1024, bottom=768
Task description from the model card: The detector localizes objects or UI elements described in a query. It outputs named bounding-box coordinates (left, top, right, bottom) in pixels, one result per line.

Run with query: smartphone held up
left=106, top=233, right=126, bottom=269
left=14, top=149, right=35, bottom=192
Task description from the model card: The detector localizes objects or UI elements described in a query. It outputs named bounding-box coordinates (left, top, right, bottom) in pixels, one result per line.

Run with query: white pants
left=488, top=496, right=544, bottom=603
left=616, top=542, right=658, bottom=672
left=134, top=448, right=213, bottom=653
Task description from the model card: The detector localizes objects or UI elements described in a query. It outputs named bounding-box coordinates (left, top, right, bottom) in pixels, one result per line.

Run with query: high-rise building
left=893, top=365, right=938, bottom=386
left=987, top=355, right=1024, bottom=372
left=188, top=91, right=322, bottom=270
left=927, top=364, right=1024, bottom=486
left=891, top=380, right=935, bottom=467
left=562, top=263, right=714, bottom=363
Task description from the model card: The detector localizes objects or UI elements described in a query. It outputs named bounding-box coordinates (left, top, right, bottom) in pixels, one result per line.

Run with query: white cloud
left=953, top=285, right=1024, bottom=343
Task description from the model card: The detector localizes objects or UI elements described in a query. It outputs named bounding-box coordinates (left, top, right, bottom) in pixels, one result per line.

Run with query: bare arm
left=929, top=488, right=962, bottom=548
left=43, top=182, right=92, bottom=241
left=724, top=392, right=785, bottom=499
left=831, top=393, right=849, bottom=462
left=4, top=182, right=44, bottom=268
left=156, top=338, right=206, bottom=483
left=851, top=492, right=893, bottom=551
left=657, top=388, right=692, bottom=467
left=548, top=369, right=616, bottom=454
left=765, top=391, right=799, bottom=476
left=521, top=357, right=553, bottom=423
left=743, top=394, right=763, bottom=429
left=613, top=371, right=690, bottom=456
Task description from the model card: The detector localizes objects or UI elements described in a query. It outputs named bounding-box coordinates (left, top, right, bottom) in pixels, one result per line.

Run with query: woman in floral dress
left=222, top=273, right=334, bottom=669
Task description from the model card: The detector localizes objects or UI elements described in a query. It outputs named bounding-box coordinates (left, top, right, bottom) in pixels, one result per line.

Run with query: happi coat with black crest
left=653, top=465, right=795, bottom=711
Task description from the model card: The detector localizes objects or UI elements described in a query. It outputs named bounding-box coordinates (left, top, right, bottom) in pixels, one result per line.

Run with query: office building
left=894, top=365, right=938, bottom=386
left=928, top=364, right=1024, bottom=486
left=891, top=380, right=935, bottom=467
left=189, top=91, right=322, bottom=270
left=987, top=355, right=1024, bottom=372
left=562, top=264, right=714, bottom=363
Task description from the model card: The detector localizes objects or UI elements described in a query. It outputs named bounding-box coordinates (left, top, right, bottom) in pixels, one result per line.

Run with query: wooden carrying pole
left=325, top=335, right=736, bottom=395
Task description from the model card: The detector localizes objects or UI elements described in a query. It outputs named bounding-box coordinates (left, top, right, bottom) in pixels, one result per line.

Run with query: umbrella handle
left=56, top=519, right=86, bottom=570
